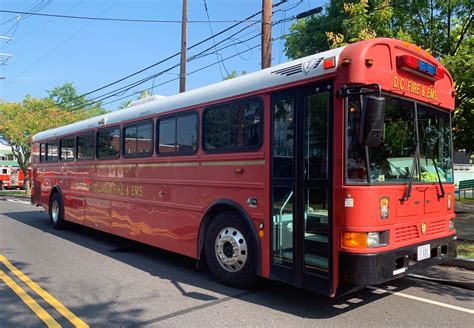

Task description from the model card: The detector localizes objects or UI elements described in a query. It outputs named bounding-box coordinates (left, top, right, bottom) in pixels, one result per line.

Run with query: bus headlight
left=343, top=231, right=389, bottom=248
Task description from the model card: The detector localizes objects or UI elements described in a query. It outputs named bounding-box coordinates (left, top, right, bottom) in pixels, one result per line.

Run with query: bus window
left=97, top=127, right=120, bottom=159
left=157, top=113, right=198, bottom=155
left=60, top=138, right=75, bottom=161
left=124, top=120, right=153, bottom=157
left=46, top=141, right=58, bottom=162
left=40, top=144, right=46, bottom=163
left=204, top=98, right=262, bottom=152
left=76, top=133, right=95, bottom=160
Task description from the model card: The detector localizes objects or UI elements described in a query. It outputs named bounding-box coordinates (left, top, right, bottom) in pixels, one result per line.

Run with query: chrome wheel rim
left=215, top=227, right=248, bottom=272
left=51, top=200, right=59, bottom=223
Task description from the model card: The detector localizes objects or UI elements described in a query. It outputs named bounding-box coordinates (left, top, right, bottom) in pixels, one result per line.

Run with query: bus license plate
left=417, top=244, right=431, bottom=261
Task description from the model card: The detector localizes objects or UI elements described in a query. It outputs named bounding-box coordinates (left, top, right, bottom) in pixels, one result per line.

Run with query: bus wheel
left=205, top=211, right=256, bottom=288
left=49, top=193, right=66, bottom=229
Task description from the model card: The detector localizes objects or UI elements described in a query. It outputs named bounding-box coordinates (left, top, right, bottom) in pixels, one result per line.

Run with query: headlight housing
left=343, top=231, right=389, bottom=248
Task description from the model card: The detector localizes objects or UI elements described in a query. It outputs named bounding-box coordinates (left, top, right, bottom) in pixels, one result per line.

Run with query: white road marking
left=367, top=286, right=474, bottom=315
left=5, top=198, right=31, bottom=205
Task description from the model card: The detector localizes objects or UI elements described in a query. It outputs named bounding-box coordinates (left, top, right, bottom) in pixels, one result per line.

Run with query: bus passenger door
left=271, top=82, right=332, bottom=294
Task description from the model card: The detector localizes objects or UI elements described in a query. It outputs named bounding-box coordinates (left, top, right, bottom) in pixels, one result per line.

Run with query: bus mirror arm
left=359, top=96, right=386, bottom=147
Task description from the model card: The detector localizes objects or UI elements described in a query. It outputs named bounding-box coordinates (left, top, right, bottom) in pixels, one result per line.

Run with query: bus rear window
left=76, top=133, right=95, bottom=160
left=204, top=98, right=262, bottom=152
left=60, top=138, right=75, bottom=161
left=124, top=120, right=153, bottom=157
left=46, top=141, right=58, bottom=162
left=97, top=127, right=120, bottom=159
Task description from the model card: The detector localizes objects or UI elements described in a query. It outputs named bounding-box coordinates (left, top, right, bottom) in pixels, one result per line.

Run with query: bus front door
left=271, top=81, right=332, bottom=294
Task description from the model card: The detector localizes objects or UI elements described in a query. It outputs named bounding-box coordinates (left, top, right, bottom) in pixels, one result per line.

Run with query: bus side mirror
left=360, top=96, right=385, bottom=147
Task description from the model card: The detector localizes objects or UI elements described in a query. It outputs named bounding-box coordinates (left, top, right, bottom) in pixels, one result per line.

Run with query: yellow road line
left=0, top=270, right=61, bottom=328
left=0, top=255, right=89, bottom=328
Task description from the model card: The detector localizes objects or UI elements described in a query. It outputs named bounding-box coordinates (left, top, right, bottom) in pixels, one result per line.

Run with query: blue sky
left=0, top=0, right=324, bottom=110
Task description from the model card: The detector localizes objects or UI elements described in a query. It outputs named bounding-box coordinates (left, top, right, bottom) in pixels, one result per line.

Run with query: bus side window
left=60, top=138, right=75, bottom=161
left=123, top=120, right=153, bottom=157
left=157, top=112, right=198, bottom=156
left=203, top=98, right=262, bottom=152
left=40, top=144, right=46, bottom=163
left=46, top=141, right=58, bottom=162
left=76, top=133, right=95, bottom=160
left=97, top=127, right=120, bottom=159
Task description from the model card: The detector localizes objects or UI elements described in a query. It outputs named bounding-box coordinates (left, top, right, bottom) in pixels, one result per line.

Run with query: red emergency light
left=396, top=55, right=444, bottom=81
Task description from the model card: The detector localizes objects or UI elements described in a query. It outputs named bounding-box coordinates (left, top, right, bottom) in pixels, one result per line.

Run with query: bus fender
left=49, top=185, right=64, bottom=207
left=198, top=199, right=261, bottom=275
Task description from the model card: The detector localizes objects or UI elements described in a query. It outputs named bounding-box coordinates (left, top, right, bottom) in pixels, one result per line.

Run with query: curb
left=441, top=257, right=474, bottom=270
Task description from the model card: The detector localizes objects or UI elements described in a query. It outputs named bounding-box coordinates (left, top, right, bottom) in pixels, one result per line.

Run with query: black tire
left=49, top=193, right=66, bottom=229
left=0, top=181, right=3, bottom=191
left=205, top=210, right=257, bottom=288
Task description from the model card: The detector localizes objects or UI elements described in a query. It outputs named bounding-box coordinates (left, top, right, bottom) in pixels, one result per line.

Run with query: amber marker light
left=365, top=59, right=374, bottom=66
left=341, top=58, right=352, bottom=65
left=258, top=230, right=264, bottom=238
left=342, top=232, right=368, bottom=248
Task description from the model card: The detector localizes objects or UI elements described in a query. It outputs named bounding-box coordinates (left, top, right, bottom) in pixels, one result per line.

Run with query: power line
left=0, top=9, right=262, bottom=24
left=29, top=6, right=273, bottom=111
left=5, top=1, right=120, bottom=85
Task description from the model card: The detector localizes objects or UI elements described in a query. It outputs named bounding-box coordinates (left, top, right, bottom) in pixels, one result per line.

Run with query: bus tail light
left=343, top=231, right=389, bottom=248
left=449, top=219, right=455, bottom=231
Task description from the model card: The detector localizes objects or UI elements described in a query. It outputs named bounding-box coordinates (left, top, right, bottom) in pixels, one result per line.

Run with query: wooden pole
left=179, top=0, right=188, bottom=93
left=261, top=0, right=272, bottom=69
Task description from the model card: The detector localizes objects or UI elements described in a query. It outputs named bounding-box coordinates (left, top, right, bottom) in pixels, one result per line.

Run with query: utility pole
left=179, top=0, right=188, bottom=93
left=261, top=0, right=272, bottom=69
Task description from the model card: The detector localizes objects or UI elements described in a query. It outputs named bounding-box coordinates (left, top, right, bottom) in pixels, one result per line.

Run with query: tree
left=223, top=70, right=247, bottom=80
left=48, top=82, right=108, bottom=117
left=0, top=84, right=109, bottom=193
left=284, top=0, right=473, bottom=151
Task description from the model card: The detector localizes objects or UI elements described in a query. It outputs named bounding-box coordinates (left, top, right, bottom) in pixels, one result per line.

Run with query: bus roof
left=33, top=37, right=455, bottom=142
left=33, top=46, right=345, bottom=142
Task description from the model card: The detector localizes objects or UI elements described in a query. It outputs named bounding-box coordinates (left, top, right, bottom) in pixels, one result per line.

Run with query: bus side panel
left=84, top=197, right=110, bottom=233
left=63, top=193, right=85, bottom=225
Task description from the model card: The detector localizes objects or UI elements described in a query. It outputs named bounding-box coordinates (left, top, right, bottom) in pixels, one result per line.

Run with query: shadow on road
left=2, top=208, right=449, bottom=323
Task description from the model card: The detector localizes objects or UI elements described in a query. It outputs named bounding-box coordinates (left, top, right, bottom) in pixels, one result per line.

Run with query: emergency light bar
left=396, top=55, right=444, bottom=81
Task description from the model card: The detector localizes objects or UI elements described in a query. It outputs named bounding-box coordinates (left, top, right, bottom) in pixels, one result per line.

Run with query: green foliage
left=223, top=70, right=247, bottom=80
left=284, top=0, right=473, bottom=152
left=0, top=83, right=109, bottom=192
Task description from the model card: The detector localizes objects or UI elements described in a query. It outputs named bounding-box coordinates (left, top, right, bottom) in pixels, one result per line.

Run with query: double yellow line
left=0, top=255, right=88, bottom=327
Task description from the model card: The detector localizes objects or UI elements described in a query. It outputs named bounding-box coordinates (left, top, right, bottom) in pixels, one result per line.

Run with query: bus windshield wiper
left=432, top=158, right=446, bottom=199
left=400, top=144, right=418, bottom=202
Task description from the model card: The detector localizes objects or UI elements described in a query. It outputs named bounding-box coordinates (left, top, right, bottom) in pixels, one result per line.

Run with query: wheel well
left=197, top=201, right=261, bottom=275
left=49, top=187, right=61, bottom=207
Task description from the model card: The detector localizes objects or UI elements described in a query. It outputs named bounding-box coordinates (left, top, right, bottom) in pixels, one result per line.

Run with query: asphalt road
left=0, top=197, right=473, bottom=327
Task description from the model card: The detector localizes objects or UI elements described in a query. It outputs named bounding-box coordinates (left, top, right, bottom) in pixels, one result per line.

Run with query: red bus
left=32, top=38, right=456, bottom=296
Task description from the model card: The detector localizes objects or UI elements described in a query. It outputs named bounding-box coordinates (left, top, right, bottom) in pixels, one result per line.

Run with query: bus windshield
left=346, top=94, right=453, bottom=184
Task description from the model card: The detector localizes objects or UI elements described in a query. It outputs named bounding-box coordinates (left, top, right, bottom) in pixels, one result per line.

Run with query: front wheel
left=49, top=193, right=66, bottom=229
left=205, top=211, right=256, bottom=288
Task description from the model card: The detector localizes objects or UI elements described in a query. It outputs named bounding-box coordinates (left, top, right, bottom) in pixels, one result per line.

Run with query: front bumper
left=340, top=235, right=456, bottom=286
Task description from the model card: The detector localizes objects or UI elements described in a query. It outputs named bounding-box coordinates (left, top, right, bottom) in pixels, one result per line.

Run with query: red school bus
left=31, top=38, right=456, bottom=296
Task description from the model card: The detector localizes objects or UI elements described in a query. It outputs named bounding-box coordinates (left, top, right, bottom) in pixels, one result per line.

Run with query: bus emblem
left=302, top=57, right=323, bottom=73
left=421, top=223, right=427, bottom=234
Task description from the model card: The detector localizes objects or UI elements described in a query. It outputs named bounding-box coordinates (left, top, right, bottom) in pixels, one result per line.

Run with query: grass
left=456, top=240, right=474, bottom=259
left=0, top=189, right=28, bottom=197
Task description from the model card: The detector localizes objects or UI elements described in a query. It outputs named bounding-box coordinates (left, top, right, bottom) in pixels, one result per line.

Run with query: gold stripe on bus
left=137, top=162, right=200, bottom=168
left=201, top=160, right=266, bottom=167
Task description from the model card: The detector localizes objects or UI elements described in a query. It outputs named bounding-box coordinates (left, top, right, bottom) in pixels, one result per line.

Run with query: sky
left=0, top=0, right=325, bottom=111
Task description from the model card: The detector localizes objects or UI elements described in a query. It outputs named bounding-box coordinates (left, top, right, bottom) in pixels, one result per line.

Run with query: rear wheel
left=49, top=193, right=66, bottom=229
left=205, top=211, right=256, bottom=288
